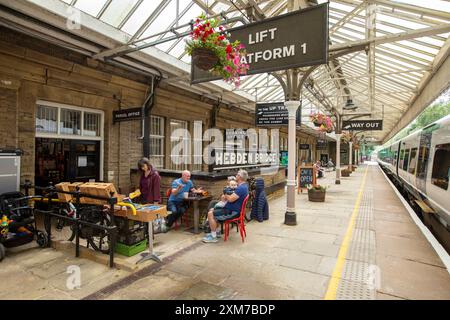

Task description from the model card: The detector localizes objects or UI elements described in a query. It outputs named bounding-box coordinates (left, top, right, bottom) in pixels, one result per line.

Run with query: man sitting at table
left=163, top=170, right=202, bottom=231
left=202, top=169, right=249, bottom=243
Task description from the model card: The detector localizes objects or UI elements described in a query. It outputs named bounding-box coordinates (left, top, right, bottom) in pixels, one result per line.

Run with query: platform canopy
left=1, top=0, right=449, bottom=143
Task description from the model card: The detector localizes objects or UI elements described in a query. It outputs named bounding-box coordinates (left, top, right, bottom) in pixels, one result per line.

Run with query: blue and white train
left=376, top=114, right=450, bottom=252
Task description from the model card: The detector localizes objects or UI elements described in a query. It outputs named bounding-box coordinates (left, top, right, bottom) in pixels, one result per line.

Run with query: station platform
left=1, top=163, right=449, bottom=300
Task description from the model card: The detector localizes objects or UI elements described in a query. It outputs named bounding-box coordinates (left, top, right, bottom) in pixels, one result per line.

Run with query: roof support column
left=366, top=1, right=377, bottom=117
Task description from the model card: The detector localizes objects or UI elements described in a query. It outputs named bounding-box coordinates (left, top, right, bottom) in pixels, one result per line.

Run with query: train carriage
left=376, top=114, right=450, bottom=252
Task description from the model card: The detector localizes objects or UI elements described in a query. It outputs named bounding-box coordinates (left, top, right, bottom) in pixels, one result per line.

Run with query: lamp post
left=348, top=141, right=353, bottom=170
left=285, top=100, right=300, bottom=225
left=335, top=133, right=342, bottom=184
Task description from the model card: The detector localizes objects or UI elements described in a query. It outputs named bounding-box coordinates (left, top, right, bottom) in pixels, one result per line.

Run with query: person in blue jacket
left=202, top=170, right=249, bottom=243
left=163, top=170, right=203, bottom=231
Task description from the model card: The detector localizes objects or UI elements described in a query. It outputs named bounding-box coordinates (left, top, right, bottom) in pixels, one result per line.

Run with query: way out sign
left=342, top=120, right=383, bottom=131
left=191, top=3, right=328, bottom=84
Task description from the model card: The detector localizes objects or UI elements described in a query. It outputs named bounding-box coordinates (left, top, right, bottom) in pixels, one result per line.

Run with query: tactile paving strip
left=336, top=183, right=377, bottom=300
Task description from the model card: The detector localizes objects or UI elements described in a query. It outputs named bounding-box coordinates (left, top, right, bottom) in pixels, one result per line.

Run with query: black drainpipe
left=142, top=75, right=161, bottom=158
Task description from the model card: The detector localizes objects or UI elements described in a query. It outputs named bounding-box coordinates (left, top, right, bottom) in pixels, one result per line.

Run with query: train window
left=431, top=143, right=450, bottom=191
left=399, top=149, right=405, bottom=169
left=408, top=148, right=418, bottom=175
left=403, top=149, right=410, bottom=171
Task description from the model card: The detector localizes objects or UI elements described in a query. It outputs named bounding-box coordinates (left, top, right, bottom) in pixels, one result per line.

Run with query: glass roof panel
left=74, top=0, right=107, bottom=17
left=393, top=0, right=450, bottom=12
left=100, top=0, right=139, bottom=27
left=139, top=0, right=178, bottom=40
left=120, top=0, right=163, bottom=35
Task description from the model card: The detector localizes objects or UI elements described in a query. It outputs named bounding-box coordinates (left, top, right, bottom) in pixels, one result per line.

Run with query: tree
left=393, top=101, right=450, bottom=142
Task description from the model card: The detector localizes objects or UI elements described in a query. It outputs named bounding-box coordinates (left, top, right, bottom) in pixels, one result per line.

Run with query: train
left=376, top=114, right=450, bottom=253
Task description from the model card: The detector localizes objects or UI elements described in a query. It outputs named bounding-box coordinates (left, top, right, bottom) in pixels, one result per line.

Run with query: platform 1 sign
left=255, top=102, right=301, bottom=126
left=342, top=120, right=383, bottom=131
left=191, top=4, right=328, bottom=84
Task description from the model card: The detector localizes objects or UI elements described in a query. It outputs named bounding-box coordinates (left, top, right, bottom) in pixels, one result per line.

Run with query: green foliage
left=394, top=101, right=450, bottom=141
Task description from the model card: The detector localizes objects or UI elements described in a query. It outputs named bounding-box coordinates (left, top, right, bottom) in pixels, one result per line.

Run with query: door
left=66, top=140, right=100, bottom=182
left=416, top=132, right=432, bottom=193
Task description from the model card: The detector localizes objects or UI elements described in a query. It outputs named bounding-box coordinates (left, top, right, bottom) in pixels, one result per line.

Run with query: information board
left=255, top=102, right=301, bottom=126
left=297, top=165, right=316, bottom=193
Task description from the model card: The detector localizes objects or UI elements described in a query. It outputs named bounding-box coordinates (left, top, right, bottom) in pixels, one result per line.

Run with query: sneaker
left=216, top=230, right=222, bottom=238
left=202, top=234, right=218, bottom=243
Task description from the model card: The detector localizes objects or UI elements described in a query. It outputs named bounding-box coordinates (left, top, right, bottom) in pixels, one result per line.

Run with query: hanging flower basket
left=341, top=132, right=353, bottom=144
left=311, top=113, right=333, bottom=133
left=185, top=14, right=249, bottom=86
left=310, top=113, right=324, bottom=127
left=192, top=47, right=219, bottom=71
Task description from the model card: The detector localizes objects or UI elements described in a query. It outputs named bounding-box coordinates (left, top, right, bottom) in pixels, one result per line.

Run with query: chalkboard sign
left=297, top=166, right=316, bottom=193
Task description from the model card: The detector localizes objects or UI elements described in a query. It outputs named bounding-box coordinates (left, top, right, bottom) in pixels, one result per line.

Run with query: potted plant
left=185, top=14, right=249, bottom=86
left=310, top=112, right=325, bottom=127
left=341, top=168, right=351, bottom=177
left=307, top=184, right=327, bottom=202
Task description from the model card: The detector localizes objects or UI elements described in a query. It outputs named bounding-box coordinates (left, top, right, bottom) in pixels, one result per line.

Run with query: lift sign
left=342, top=120, right=383, bottom=131
left=191, top=3, right=328, bottom=84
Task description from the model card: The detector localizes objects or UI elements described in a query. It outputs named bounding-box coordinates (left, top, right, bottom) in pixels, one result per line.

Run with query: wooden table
left=114, top=204, right=167, bottom=264
left=183, top=195, right=212, bottom=234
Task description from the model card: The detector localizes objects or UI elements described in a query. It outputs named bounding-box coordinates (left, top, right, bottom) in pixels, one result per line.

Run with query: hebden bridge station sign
left=191, top=4, right=329, bottom=84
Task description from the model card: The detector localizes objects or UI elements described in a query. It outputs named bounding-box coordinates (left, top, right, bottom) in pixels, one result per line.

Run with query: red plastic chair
left=224, top=195, right=250, bottom=243
left=166, top=188, right=189, bottom=229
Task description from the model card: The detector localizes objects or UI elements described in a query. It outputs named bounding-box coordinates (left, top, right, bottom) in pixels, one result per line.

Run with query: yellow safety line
left=324, top=165, right=369, bottom=300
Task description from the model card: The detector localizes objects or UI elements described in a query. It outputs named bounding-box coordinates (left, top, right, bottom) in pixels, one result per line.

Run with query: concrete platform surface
left=0, top=163, right=449, bottom=300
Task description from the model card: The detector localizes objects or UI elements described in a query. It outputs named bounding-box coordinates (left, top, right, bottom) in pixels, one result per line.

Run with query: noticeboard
left=255, top=102, right=301, bottom=127
left=297, top=165, right=316, bottom=193
left=192, top=4, right=329, bottom=84
left=299, top=144, right=310, bottom=150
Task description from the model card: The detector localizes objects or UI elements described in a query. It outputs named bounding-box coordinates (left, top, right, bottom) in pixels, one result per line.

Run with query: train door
left=416, top=131, right=432, bottom=194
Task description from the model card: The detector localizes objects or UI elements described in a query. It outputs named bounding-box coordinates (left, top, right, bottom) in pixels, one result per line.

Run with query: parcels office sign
left=191, top=4, right=329, bottom=84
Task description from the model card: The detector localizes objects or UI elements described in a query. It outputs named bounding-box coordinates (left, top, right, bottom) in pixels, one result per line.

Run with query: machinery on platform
left=376, top=114, right=450, bottom=252
left=0, top=191, right=48, bottom=261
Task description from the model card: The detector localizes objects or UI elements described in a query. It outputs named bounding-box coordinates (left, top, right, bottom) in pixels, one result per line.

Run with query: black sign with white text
left=212, top=149, right=278, bottom=171
left=192, top=4, right=328, bottom=83
left=299, top=144, right=310, bottom=150
left=342, top=120, right=383, bottom=131
left=113, top=107, right=142, bottom=123
left=255, top=102, right=301, bottom=126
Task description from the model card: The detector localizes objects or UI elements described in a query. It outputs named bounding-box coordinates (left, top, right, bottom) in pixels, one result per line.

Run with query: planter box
left=308, top=189, right=326, bottom=202
left=341, top=170, right=351, bottom=177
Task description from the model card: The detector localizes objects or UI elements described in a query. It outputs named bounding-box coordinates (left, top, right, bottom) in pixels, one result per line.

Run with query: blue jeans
left=213, top=207, right=239, bottom=222
left=166, top=200, right=188, bottom=227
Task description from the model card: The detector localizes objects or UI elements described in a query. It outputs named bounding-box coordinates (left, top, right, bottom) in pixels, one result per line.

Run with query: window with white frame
left=36, top=105, right=58, bottom=134
left=170, top=119, right=189, bottom=171
left=149, top=115, right=165, bottom=169
left=36, top=103, right=102, bottom=139
left=60, top=108, right=81, bottom=135
left=84, top=112, right=101, bottom=137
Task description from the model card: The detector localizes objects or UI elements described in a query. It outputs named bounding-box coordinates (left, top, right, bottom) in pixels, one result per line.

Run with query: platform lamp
left=343, top=98, right=357, bottom=111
